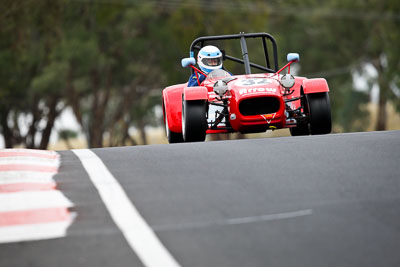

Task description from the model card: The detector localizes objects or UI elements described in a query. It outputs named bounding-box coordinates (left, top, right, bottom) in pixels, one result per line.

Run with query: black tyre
left=182, top=100, right=207, bottom=142
left=306, top=92, right=332, bottom=135
left=164, top=105, right=183, bottom=143
left=290, top=89, right=310, bottom=136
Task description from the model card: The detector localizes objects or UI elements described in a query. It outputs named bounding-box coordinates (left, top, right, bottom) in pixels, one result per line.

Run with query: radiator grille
left=239, top=97, right=280, bottom=116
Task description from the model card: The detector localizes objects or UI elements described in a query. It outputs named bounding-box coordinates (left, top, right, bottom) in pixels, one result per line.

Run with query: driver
left=187, top=45, right=223, bottom=87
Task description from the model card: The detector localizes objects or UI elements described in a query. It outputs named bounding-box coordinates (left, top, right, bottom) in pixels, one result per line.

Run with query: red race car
left=162, top=32, right=331, bottom=143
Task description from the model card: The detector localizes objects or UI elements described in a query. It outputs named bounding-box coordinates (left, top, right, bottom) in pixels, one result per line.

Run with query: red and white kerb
left=0, top=149, right=74, bottom=243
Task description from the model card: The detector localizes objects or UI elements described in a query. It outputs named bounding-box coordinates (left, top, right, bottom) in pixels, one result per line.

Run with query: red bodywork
left=162, top=73, right=329, bottom=135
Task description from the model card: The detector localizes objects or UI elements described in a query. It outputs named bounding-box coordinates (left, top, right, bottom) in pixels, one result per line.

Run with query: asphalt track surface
left=1, top=130, right=400, bottom=267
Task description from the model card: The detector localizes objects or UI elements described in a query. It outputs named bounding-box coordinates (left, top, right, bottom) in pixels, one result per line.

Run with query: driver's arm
left=187, top=74, right=199, bottom=87
left=187, top=73, right=206, bottom=87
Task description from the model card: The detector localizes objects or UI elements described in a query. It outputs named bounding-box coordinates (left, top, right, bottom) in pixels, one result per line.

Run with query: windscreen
left=205, top=69, right=231, bottom=80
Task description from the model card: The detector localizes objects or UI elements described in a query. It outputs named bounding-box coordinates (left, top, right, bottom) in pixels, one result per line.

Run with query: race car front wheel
left=290, top=89, right=310, bottom=136
left=163, top=102, right=184, bottom=143
left=165, top=114, right=184, bottom=144
left=306, top=92, right=332, bottom=135
left=182, top=99, right=207, bottom=142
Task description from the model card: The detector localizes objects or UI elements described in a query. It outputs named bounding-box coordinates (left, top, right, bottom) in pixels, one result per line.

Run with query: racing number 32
left=235, top=78, right=272, bottom=86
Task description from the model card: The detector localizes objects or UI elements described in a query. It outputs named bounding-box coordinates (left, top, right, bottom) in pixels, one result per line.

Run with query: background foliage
left=0, top=0, right=399, bottom=148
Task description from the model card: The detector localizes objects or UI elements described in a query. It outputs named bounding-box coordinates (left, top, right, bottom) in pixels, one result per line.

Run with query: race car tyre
left=290, top=89, right=310, bottom=136
left=182, top=99, right=207, bottom=142
left=306, top=92, right=332, bottom=135
left=290, top=123, right=310, bottom=136
left=167, top=129, right=184, bottom=143
left=165, top=114, right=184, bottom=144
left=164, top=102, right=184, bottom=143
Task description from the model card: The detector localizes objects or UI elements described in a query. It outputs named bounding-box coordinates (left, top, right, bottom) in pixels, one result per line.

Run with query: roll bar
left=189, top=32, right=279, bottom=74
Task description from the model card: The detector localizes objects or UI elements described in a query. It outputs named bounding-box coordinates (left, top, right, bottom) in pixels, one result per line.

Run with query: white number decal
left=235, top=78, right=272, bottom=87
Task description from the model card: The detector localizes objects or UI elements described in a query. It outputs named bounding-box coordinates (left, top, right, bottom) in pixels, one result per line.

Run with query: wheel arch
left=183, top=86, right=208, bottom=101
left=162, top=83, right=186, bottom=133
left=302, top=78, right=330, bottom=95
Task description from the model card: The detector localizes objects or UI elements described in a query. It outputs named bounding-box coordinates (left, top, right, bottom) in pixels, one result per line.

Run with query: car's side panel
left=302, top=78, right=330, bottom=94
left=183, top=86, right=208, bottom=101
left=162, top=83, right=186, bottom=133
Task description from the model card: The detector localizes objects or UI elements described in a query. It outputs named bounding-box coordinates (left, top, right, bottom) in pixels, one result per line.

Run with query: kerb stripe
left=0, top=164, right=58, bottom=173
left=0, top=207, right=70, bottom=226
left=0, top=182, right=56, bottom=193
left=0, top=151, right=58, bottom=159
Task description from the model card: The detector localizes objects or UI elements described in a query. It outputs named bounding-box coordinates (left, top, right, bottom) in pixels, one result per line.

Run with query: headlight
left=213, top=80, right=229, bottom=96
left=280, top=74, right=295, bottom=89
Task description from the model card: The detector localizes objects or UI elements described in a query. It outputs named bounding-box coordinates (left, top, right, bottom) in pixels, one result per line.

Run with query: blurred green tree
left=0, top=0, right=64, bottom=148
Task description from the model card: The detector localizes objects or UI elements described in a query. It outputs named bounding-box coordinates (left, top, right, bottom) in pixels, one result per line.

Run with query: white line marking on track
left=153, top=209, right=313, bottom=231
left=72, top=149, right=181, bottom=267
left=224, top=209, right=312, bottom=225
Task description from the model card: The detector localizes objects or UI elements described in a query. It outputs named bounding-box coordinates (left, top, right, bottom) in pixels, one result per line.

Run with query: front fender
left=302, top=78, right=329, bottom=94
left=163, top=83, right=186, bottom=133
left=183, top=86, right=208, bottom=101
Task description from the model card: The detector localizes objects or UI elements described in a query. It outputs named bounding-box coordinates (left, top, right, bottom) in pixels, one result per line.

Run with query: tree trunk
left=375, top=86, right=387, bottom=131
left=0, top=109, right=13, bottom=148
left=88, top=70, right=103, bottom=148
left=26, top=116, right=38, bottom=149
left=375, top=60, right=388, bottom=131
left=123, top=126, right=137, bottom=146
left=26, top=99, right=40, bottom=149
left=108, top=85, right=135, bottom=146
left=39, top=98, right=61, bottom=150
left=64, top=138, right=72, bottom=150
left=137, top=119, right=147, bottom=145
left=88, top=69, right=113, bottom=148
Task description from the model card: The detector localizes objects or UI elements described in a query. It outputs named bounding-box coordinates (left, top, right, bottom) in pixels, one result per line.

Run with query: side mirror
left=287, top=53, right=300, bottom=62
left=181, top=57, right=196, bottom=68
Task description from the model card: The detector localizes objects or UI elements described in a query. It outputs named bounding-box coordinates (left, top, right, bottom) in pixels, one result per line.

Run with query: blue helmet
left=197, top=45, right=223, bottom=73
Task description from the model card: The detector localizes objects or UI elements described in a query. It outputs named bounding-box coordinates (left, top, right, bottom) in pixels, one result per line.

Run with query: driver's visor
left=202, top=56, right=222, bottom=67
